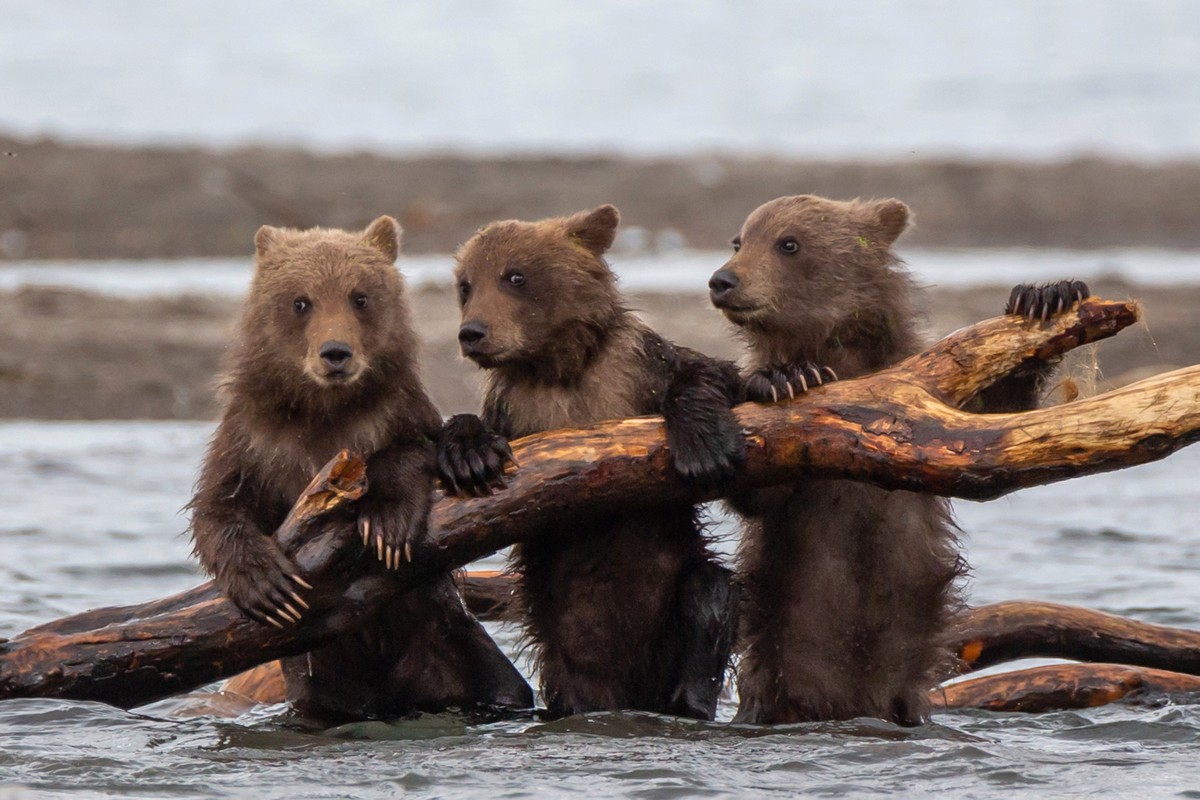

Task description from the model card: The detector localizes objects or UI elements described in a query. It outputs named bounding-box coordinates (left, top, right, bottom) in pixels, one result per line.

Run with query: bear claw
left=359, top=506, right=424, bottom=570
left=1006, top=280, right=1091, bottom=321
left=746, top=362, right=838, bottom=405
left=218, top=547, right=313, bottom=628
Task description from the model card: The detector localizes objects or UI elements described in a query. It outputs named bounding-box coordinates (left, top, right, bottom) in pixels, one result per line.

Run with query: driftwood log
left=952, top=601, right=1200, bottom=676
left=931, top=663, right=1200, bottom=713
left=3, top=296, right=1200, bottom=709
left=922, top=601, right=1200, bottom=713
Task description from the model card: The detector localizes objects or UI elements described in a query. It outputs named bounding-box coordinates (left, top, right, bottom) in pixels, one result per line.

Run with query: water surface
left=1, top=422, right=1198, bottom=797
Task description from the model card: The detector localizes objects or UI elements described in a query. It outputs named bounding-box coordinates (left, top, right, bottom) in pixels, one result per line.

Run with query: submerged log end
left=221, top=660, right=286, bottom=705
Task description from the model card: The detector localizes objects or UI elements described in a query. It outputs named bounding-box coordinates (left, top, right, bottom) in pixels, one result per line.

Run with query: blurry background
left=1, top=0, right=1198, bottom=419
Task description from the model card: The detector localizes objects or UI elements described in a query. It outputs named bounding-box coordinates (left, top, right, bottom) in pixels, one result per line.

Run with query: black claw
left=465, top=451, right=488, bottom=492
left=436, top=449, right=461, bottom=495
left=1005, top=284, right=1023, bottom=315
left=1006, top=280, right=1092, bottom=321
left=1022, top=287, right=1039, bottom=319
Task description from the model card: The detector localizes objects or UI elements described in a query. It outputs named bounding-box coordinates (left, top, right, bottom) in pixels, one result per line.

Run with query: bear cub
left=710, top=194, right=1090, bottom=725
left=440, top=205, right=743, bottom=719
left=188, top=217, right=530, bottom=721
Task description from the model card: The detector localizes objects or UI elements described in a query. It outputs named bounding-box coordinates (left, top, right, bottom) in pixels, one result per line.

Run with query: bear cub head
left=709, top=195, right=913, bottom=361
left=453, top=205, right=623, bottom=379
left=231, top=215, right=417, bottom=411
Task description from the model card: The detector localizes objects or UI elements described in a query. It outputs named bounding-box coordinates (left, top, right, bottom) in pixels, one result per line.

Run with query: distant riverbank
left=4, top=137, right=1200, bottom=260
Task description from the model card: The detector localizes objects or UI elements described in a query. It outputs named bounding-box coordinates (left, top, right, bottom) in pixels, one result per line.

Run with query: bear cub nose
left=708, top=270, right=740, bottom=303
left=458, top=321, right=489, bottom=347
left=319, top=340, right=353, bottom=369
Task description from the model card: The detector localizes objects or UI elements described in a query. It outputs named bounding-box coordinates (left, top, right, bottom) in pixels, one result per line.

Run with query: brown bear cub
left=439, top=205, right=743, bottom=719
left=188, top=217, right=531, bottom=722
left=709, top=195, right=1089, bottom=725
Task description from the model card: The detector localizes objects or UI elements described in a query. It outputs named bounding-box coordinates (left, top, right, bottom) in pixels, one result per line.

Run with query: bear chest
left=500, top=369, right=641, bottom=437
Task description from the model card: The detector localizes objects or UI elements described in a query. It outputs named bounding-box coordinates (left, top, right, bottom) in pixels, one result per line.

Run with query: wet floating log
left=931, top=663, right=1200, bottom=713
left=0, top=454, right=374, bottom=707
left=219, top=658, right=286, bottom=706
left=4, top=296, right=1200, bottom=709
left=952, top=601, right=1200, bottom=675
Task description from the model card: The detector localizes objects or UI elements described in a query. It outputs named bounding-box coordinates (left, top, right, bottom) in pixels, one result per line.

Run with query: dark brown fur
left=711, top=195, right=1089, bottom=726
left=712, top=196, right=961, bottom=726
left=444, top=206, right=741, bottom=719
left=188, top=217, right=530, bottom=722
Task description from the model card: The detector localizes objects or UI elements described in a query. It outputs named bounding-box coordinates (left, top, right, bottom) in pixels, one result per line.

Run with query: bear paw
left=219, top=545, right=312, bottom=629
left=1005, top=280, right=1091, bottom=321
left=667, top=408, right=744, bottom=486
left=436, top=414, right=516, bottom=497
left=745, top=362, right=838, bottom=404
left=357, top=498, right=428, bottom=571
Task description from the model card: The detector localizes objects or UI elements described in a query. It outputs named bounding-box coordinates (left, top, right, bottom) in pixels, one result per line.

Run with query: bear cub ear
left=363, top=215, right=403, bottom=262
left=564, top=204, right=620, bottom=256
left=870, top=199, right=911, bottom=247
left=255, top=225, right=281, bottom=257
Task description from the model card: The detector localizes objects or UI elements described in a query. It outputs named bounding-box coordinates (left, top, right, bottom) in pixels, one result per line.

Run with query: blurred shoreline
left=2, top=279, right=1193, bottom=421
left=3, top=136, right=1196, bottom=420
left=4, top=136, right=1200, bottom=260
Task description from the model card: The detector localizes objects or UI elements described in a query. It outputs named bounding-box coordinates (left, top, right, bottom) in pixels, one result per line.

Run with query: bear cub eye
left=504, top=270, right=526, bottom=287
left=777, top=237, right=800, bottom=255
left=352, top=293, right=368, bottom=310
left=731, top=236, right=741, bottom=253
left=293, top=297, right=311, bottom=314
left=458, top=280, right=471, bottom=304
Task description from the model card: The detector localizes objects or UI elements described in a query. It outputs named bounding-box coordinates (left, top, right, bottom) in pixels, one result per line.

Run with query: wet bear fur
left=710, top=194, right=1089, bottom=725
left=188, top=217, right=531, bottom=722
left=441, top=205, right=743, bottom=719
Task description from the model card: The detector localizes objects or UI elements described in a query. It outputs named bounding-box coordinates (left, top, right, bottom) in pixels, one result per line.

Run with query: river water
left=1, top=419, right=1198, bottom=798
left=2, top=1, right=1199, bottom=160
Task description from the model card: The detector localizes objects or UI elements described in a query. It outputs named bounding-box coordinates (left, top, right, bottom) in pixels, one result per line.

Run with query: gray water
left=1, top=421, right=1199, bottom=798
left=2, top=1, right=1199, bottom=160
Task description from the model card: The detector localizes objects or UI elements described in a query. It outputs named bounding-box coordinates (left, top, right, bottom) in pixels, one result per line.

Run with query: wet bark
left=951, top=601, right=1200, bottom=676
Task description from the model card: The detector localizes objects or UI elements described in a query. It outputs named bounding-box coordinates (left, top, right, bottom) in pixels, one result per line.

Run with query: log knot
left=864, top=415, right=913, bottom=443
